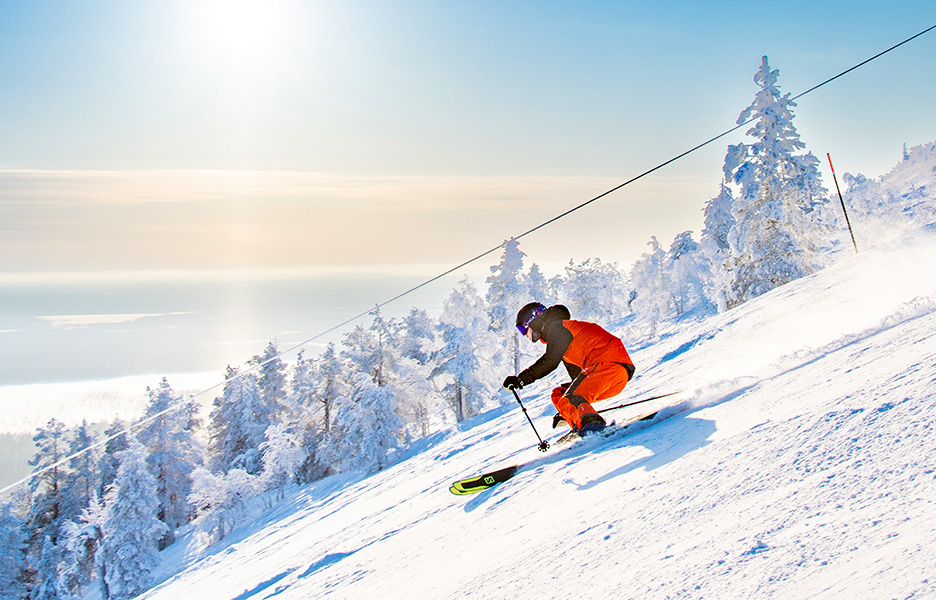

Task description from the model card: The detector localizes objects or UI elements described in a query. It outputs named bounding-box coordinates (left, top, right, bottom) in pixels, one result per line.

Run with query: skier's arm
left=518, top=321, right=573, bottom=386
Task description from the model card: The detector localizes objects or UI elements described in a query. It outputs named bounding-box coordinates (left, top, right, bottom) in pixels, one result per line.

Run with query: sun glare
left=181, top=0, right=299, bottom=75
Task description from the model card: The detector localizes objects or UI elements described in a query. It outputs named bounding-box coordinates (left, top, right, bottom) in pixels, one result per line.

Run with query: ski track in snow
left=142, top=232, right=936, bottom=600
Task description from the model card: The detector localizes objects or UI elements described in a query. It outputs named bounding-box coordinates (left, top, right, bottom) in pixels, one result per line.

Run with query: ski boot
left=578, top=412, right=607, bottom=435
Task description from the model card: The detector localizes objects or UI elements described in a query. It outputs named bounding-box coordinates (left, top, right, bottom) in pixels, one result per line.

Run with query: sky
left=1, top=0, right=935, bottom=281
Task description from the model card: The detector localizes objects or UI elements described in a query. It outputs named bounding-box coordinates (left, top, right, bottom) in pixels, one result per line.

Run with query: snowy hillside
left=843, top=141, right=936, bottom=247
left=141, top=229, right=936, bottom=600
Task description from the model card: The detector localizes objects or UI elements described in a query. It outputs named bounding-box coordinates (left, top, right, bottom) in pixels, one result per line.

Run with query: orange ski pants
left=551, top=362, right=631, bottom=429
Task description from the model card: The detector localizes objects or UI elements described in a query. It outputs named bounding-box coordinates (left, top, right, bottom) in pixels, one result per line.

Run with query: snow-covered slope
left=143, top=230, right=936, bottom=600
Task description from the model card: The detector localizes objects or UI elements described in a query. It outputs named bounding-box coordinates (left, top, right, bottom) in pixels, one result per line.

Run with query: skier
left=503, top=302, right=635, bottom=433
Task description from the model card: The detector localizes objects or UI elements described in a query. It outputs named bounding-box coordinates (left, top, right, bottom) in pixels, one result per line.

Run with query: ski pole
left=596, top=390, right=683, bottom=415
left=827, top=153, right=859, bottom=253
left=510, top=387, right=550, bottom=452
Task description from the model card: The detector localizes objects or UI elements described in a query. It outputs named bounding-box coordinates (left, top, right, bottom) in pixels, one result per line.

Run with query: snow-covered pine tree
left=398, top=308, right=441, bottom=437
left=722, top=56, right=831, bottom=308
left=361, top=309, right=420, bottom=445
left=353, top=376, right=404, bottom=473
left=289, top=349, right=327, bottom=484
left=187, top=467, right=261, bottom=541
left=61, top=493, right=107, bottom=599
left=315, top=342, right=344, bottom=435
left=526, top=263, right=555, bottom=306
left=700, top=182, right=736, bottom=310
left=629, top=237, right=670, bottom=338
left=400, top=308, right=436, bottom=366
left=259, top=423, right=305, bottom=500
left=485, top=238, right=529, bottom=373
left=209, top=366, right=270, bottom=475
left=27, top=418, right=69, bottom=546
left=138, top=378, right=203, bottom=545
left=100, top=436, right=167, bottom=600
left=666, top=231, right=713, bottom=317
left=324, top=309, right=409, bottom=472
left=0, top=501, right=29, bottom=600
left=702, top=181, right=735, bottom=256
left=556, top=257, right=626, bottom=324
left=97, top=419, right=128, bottom=499
left=342, top=307, right=401, bottom=387
left=433, top=278, right=495, bottom=421
left=60, top=421, right=98, bottom=531
left=291, top=349, right=316, bottom=414
left=326, top=373, right=404, bottom=474
left=254, top=341, right=289, bottom=421
left=29, top=535, right=67, bottom=600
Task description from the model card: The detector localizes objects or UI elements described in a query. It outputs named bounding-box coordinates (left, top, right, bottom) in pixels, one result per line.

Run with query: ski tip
left=450, top=465, right=520, bottom=496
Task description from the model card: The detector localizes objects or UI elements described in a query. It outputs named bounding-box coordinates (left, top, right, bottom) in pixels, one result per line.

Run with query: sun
left=179, top=0, right=299, bottom=76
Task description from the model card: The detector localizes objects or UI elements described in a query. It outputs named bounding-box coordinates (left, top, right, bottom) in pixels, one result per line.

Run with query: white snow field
left=144, top=230, right=936, bottom=600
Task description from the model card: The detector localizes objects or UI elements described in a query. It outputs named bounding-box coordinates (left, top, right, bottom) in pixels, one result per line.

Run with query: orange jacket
left=518, top=319, right=634, bottom=385
left=561, top=320, right=633, bottom=372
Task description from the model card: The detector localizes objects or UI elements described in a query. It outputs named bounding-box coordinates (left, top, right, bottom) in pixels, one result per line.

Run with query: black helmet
left=516, top=302, right=547, bottom=335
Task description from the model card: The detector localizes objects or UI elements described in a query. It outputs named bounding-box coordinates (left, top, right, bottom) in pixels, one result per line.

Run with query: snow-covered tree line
left=4, top=55, right=935, bottom=600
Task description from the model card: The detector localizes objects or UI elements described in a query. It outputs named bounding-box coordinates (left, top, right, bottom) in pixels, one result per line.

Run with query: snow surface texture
left=143, top=231, right=936, bottom=600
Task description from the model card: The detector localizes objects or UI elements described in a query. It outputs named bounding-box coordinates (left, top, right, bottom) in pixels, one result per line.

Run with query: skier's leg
left=551, top=385, right=584, bottom=429
left=552, top=364, right=631, bottom=429
left=569, top=363, right=631, bottom=422
left=574, top=363, right=630, bottom=403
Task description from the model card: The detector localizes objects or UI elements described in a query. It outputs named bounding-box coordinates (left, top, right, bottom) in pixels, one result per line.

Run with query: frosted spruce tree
left=254, top=341, right=289, bottom=421
left=29, top=536, right=67, bottom=600
left=332, top=374, right=404, bottom=473
left=342, top=312, right=383, bottom=385
left=485, top=238, right=529, bottom=373
left=398, top=308, right=441, bottom=437
left=61, top=421, right=98, bottom=524
left=322, top=310, right=410, bottom=473
left=314, top=342, right=345, bottom=435
left=0, top=502, right=29, bottom=600
left=354, top=377, right=405, bottom=473
left=702, top=181, right=735, bottom=256
left=666, top=231, right=713, bottom=317
left=289, top=349, right=328, bottom=483
left=557, top=257, right=626, bottom=323
left=700, top=182, right=736, bottom=309
left=322, top=373, right=404, bottom=474
left=27, top=418, right=69, bottom=546
left=187, top=467, right=260, bottom=541
left=344, top=309, right=404, bottom=402
left=259, top=423, right=305, bottom=499
left=138, top=378, right=204, bottom=544
left=434, top=278, right=496, bottom=421
left=526, top=263, right=555, bottom=306
left=209, top=366, right=271, bottom=475
left=97, top=419, right=129, bottom=498
left=722, top=56, right=831, bottom=307
left=628, top=237, right=669, bottom=338
left=62, top=494, right=107, bottom=600
left=100, top=436, right=167, bottom=600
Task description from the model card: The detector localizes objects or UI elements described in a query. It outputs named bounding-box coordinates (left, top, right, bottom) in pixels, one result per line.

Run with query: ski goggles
left=516, top=304, right=546, bottom=336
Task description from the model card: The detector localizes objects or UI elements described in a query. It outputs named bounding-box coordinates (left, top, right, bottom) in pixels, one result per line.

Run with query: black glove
left=503, top=375, right=523, bottom=390
left=552, top=413, right=568, bottom=429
